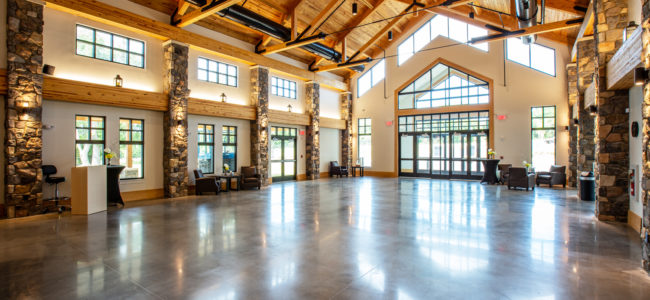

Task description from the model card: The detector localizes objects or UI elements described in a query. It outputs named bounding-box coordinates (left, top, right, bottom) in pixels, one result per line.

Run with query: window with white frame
left=76, top=25, right=145, bottom=68
left=398, top=15, right=488, bottom=66
left=271, top=77, right=297, bottom=99
left=506, top=38, right=556, bottom=76
left=357, top=59, right=385, bottom=98
left=358, top=118, right=372, bottom=167
left=197, top=57, right=238, bottom=87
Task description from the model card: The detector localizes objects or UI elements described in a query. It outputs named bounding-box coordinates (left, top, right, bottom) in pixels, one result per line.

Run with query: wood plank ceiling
left=129, top=0, right=588, bottom=78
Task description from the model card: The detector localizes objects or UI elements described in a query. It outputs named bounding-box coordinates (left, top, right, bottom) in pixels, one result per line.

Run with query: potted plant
left=104, top=148, right=115, bottom=166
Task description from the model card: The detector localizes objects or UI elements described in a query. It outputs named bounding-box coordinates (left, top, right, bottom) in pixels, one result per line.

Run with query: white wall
left=628, top=0, right=642, bottom=25
left=42, top=100, right=164, bottom=197
left=320, top=88, right=341, bottom=119
left=629, top=86, right=643, bottom=217
left=187, top=115, right=251, bottom=182
left=352, top=17, right=570, bottom=172
left=320, top=128, right=341, bottom=174
left=43, top=8, right=164, bottom=92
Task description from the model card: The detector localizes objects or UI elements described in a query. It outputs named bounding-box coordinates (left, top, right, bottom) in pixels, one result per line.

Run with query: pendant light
left=388, top=31, right=393, bottom=41
left=352, top=2, right=358, bottom=15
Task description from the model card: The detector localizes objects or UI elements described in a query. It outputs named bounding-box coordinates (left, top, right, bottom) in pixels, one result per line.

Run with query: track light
left=388, top=31, right=393, bottom=41
left=352, top=2, right=358, bottom=15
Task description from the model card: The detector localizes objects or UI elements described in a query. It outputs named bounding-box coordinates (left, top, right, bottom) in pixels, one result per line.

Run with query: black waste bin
left=579, top=172, right=596, bottom=201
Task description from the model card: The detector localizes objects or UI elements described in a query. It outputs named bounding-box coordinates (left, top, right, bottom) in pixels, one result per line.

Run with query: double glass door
left=400, top=131, right=488, bottom=179
left=271, top=127, right=297, bottom=182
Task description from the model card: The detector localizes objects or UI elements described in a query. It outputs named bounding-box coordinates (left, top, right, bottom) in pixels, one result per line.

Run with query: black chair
left=508, top=167, right=536, bottom=191
left=536, top=165, right=567, bottom=188
left=42, top=165, right=66, bottom=212
left=193, top=170, right=221, bottom=195
left=329, top=161, right=349, bottom=178
left=240, top=166, right=262, bottom=190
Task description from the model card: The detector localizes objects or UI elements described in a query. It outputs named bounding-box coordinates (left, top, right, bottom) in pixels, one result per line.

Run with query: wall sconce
left=623, top=21, right=638, bottom=42
left=287, top=104, right=293, bottom=112
left=176, top=120, right=183, bottom=126
left=221, top=92, right=227, bottom=103
left=42, top=64, right=55, bottom=75
left=563, top=126, right=570, bottom=131
left=114, top=74, right=123, bottom=87
left=573, top=118, right=579, bottom=125
left=634, top=67, right=648, bottom=86
left=16, top=100, right=31, bottom=109
left=588, top=105, right=598, bottom=116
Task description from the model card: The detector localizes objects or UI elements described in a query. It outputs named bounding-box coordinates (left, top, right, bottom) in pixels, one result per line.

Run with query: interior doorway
left=270, top=126, right=297, bottom=182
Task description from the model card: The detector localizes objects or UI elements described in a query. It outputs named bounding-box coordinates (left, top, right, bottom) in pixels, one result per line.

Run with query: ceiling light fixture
left=388, top=31, right=393, bottom=41
left=352, top=2, right=358, bottom=15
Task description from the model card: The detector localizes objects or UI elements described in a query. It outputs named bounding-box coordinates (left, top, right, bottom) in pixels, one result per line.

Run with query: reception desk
left=71, top=165, right=107, bottom=215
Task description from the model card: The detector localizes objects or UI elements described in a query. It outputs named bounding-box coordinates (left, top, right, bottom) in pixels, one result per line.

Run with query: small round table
left=480, top=159, right=500, bottom=185
left=107, top=165, right=125, bottom=206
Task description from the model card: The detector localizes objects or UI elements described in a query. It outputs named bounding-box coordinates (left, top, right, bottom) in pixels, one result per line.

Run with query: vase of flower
left=224, top=163, right=230, bottom=175
left=104, top=148, right=115, bottom=166
left=523, top=160, right=532, bottom=173
left=487, top=149, right=496, bottom=159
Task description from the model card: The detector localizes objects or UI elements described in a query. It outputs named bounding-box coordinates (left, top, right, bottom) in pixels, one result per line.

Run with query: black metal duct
left=182, top=0, right=364, bottom=72
left=515, top=0, right=538, bottom=44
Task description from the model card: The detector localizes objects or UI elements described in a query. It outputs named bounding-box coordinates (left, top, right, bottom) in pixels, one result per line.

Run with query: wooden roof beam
left=177, top=0, right=191, bottom=16
left=310, top=58, right=373, bottom=72
left=302, top=0, right=346, bottom=37
left=570, top=2, right=594, bottom=61
left=256, top=33, right=326, bottom=55
left=173, top=0, right=241, bottom=27
left=545, top=0, right=589, bottom=16
left=470, top=17, right=583, bottom=44
left=348, top=8, right=411, bottom=61
left=335, top=0, right=387, bottom=42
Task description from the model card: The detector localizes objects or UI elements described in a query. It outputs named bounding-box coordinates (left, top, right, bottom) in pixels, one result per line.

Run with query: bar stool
left=42, top=165, right=66, bottom=213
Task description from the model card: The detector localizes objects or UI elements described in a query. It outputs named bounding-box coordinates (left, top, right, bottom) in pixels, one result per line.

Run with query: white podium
left=71, top=165, right=107, bottom=215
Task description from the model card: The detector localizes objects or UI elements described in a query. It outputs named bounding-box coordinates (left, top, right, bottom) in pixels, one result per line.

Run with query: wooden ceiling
left=129, top=0, right=588, bottom=78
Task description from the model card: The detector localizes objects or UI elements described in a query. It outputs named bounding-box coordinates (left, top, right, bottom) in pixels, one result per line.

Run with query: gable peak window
left=506, top=38, right=556, bottom=76
left=357, top=59, right=385, bottom=98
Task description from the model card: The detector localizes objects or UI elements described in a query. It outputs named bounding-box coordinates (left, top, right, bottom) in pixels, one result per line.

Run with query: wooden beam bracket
left=172, top=0, right=240, bottom=27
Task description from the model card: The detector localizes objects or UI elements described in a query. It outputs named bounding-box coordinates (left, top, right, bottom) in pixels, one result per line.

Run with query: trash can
left=579, top=171, right=596, bottom=201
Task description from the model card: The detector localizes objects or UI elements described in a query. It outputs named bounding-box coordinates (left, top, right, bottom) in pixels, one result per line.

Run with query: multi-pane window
left=398, top=111, right=490, bottom=133
left=271, top=77, right=297, bottom=99
left=506, top=38, right=556, bottom=76
left=119, top=119, right=144, bottom=179
left=398, top=62, right=489, bottom=110
left=75, top=115, right=105, bottom=167
left=197, top=57, right=238, bottom=87
left=198, top=124, right=215, bottom=174
left=531, top=106, right=556, bottom=171
left=357, top=59, right=385, bottom=98
left=75, top=25, right=145, bottom=68
left=398, top=15, right=488, bottom=66
left=358, top=118, right=372, bottom=167
left=222, top=126, right=237, bottom=173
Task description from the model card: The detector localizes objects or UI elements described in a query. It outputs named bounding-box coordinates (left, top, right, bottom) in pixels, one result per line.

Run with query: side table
left=351, top=166, right=365, bottom=177
left=216, top=173, right=240, bottom=192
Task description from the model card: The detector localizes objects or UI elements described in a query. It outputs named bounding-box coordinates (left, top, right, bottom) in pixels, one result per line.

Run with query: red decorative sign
left=497, top=115, right=507, bottom=120
left=385, top=121, right=393, bottom=126
left=299, top=130, right=305, bottom=135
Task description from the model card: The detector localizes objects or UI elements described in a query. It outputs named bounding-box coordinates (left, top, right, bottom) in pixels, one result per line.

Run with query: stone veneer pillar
left=5, top=0, right=44, bottom=217
left=250, top=65, right=269, bottom=185
left=341, top=92, right=353, bottom=169
left=576, top=37, right=597, bottom=192
left=162, top=41, right=189, bottom=198
left=593, top=0, right=629, bottom=221
left=566, top=63, right=578, bottom=188
left=639, top=0, right=650, bottom=273
left=305, top=81, right=320, bottom=179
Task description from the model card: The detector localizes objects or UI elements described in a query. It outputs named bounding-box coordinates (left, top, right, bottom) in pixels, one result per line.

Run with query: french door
left=399, top=131, right=488, bottom=179
left=270, top=127, right=297, bottom=182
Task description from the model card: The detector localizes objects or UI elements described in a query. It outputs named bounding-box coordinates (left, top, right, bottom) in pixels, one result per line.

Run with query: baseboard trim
left=365, top=171, right=398, bottom=178
left=628, top=210, right=642, bottom=233
left=122, top=188, right=164, bottom=202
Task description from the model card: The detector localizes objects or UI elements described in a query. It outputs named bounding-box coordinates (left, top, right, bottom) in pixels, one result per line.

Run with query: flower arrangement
left=523, top=160, right=532, bottom=168
left=224, top=163, right=230, bottom=174
left=487, top=148, right=496, bottom=159
left=104, top=148, right=115, bottom=165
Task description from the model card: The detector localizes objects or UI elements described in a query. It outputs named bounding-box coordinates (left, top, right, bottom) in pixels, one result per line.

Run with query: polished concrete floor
left=1, top=177, right=649, bottom=299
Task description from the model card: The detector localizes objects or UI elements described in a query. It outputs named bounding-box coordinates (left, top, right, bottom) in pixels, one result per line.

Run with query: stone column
left=639, top=0, right=650, bottom=273
left=250, top=65, right=269, bottom=185
left=162, top=41, right=189, bottom=198
left=341, top=92, right=353, bottom=169
left=567, top=63, right=578, bottom=188
left=576, top=37, right=596, bottom=191
left=593, top=0, right=629, bottom=221
left=305, top=81, right=320, bottom=180
left=5, top=0, right=44, bottom=217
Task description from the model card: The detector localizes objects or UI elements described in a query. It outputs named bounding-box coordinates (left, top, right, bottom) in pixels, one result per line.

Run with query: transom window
left=198, top=57, right=238, bottom=87
left=506, top=38, right=556, bottom=76
left=198, top=124, right=215, bottom=174
left=398, top=62, right=489, bottom=110
left=119, top=118, right=144, bottom=179
left=76, top=25, right=145, bottom=68
left=531, top=106, right=556, bottom=171
left=358, top=118, right=372, bottom=167
left=357, top=59, right=385, bottom=98
left=398, top=111, right=490, bottom=133
left=398, top=15, right=488, bottom=66
left=75, top=115, right=105, bottom=167
left=222, top=126, right=237, bottom=173
left=271, top=77, right=297, bottom=99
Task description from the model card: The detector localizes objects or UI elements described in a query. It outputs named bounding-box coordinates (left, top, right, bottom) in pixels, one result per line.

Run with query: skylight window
left=397, top=15, right=488, bottom=66
left=506, top=38, right=556, bottom=76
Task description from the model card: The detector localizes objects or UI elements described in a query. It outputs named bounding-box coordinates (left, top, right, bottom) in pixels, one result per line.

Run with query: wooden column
left=5, top=0, right=45, bottom=217
left=162, top=40, right=189, bottom=198
left=593, top=0, right=629, bottom=222
left=305, top=81, right=320, bottom=180
left=250, top=65, right=270, bottom=185
left=341, top=92, right=353, bottom=169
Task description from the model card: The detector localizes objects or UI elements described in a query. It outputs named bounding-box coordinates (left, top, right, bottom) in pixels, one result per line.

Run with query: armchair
left=508, top=167, right=536, bottom=191
left=329, top=161, right=349, bottom=177
left=497, top=164, right=512, bottom=185
left=536, top=165, right=567, bottom=188
left=193, top=170, right=221, bottom=195
left=240, top=166, right=262, bottom=190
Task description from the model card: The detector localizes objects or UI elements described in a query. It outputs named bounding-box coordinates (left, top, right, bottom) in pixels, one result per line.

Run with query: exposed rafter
left=302, top=0, right=346, bottom=37
left=334, top=0, right=387, bottom=43
left=256, top=33, right=326, bottom=55
left=347, top=7, right=410, bottom=61
left=172, top=0, right=241, bottom=27
left=470, top=17, right=584, bottom=44
left=570, top=2, right=594, bottom=61
left=177, top=0, right=191, bottom=16
left=310, top=57, right=373, bottom=72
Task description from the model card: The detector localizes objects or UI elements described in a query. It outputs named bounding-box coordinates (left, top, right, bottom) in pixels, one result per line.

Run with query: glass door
left=399, top=134, right=414, bottom=175
left=270, top=127, right=297, bottom=182
left=469, top=131, right=488, bottom=176
left=450, top=132, right=467, bottom=177
left=431, top=133, right=449, bottom=177
left=415, top=134, right=431, bottom=176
